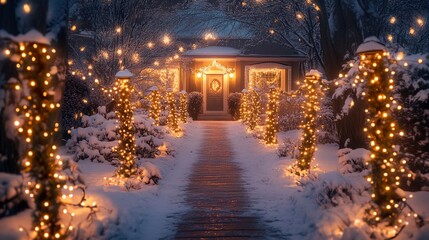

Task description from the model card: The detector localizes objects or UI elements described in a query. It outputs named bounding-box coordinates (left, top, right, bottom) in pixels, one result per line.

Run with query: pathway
left=175, top=122, right=265, bottom=239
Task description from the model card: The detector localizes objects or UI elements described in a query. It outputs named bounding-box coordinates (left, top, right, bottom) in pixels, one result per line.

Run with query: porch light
left=229, top=72, right=234, bottom=78
left=196, top=72, right=202, bottom=78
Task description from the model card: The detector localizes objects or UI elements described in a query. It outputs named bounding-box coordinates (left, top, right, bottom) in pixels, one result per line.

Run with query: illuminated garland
left=247, top=88, right=261, bottom=130
left=358, top=48, right=407, bottom=233
left=114, top=71, right=138, bottom=178
left=264, top=86, right=280, bottom=144
left=13, top=42, right=69, bottom=239
left=239, top=89, right=249, bottom=122
left=148, top=86, right=161, bottom=125
left=166, top=89, right=180, bottom=132
left=179, top=90, right=188, bottom=123
left=296, top=72, right=322, bottom=172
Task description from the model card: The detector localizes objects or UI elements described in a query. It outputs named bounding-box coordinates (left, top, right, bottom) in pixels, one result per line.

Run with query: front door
left=206, top=74, right=224, bottom=112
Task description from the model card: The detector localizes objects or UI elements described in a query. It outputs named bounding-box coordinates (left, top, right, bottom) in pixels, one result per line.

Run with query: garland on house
left=357, top=43, right=419, bottom=236
left=166, top=89, right=180, bottom=132
left=247, top=88, right=261, bottom=130
left=264, top=86, right=280, bottom=144
left=13, top=42, right=69, bottom=239
left=296, top=71, right=322, bottom=173
left=179, top=90, right=188, bottom=123
left=239, top=89, right=249, bottom=122
left=114, top=71, right=138, bottom=178
left=148, top=86, right=161, bottom=125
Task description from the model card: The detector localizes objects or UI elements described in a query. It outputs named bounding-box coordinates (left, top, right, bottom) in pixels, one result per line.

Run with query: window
left=249, top=68, right=282, bottom=93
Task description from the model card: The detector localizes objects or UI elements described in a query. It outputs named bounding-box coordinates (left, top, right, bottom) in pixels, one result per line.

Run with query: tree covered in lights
left=296, top=70, right=323, bottom=172
left=114, top=70, right=138, bottom=178
left=247, top=88, right=261, bottom=130
left=15, top=40, right=68, bottom=240
left=166, top=89, right=180, bottom=132
left=239, top=89, right=249, bottom=122
left=179, top=90, right=188, bottom=123
left=148, top=86, right=161, bottom=126
left=356, top=38, right=421, bottom=234
left=264, top=86, right=280, bottom=145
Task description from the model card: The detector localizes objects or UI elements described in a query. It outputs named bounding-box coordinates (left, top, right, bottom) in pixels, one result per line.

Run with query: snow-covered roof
left=184, top=46, right=241, bottom=56
left=115, top=69, right=134, bottom=78
left=356, top=36, right=386, bottom=54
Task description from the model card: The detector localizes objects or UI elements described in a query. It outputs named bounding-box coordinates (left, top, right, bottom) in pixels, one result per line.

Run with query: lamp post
left=296, top=70, right=322, bottom=172
left=357, top=37, right=406, bottom=232
left=114, top=69, right=137, bottom=178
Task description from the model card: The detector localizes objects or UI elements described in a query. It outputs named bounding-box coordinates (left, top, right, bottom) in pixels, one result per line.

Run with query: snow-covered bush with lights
left=188, top=92, right=203, bottom=120
left=338, top=148, right=370, bottom=174
left=278, top=93, right=304, bottom=131
left=228, top=93, right=241, bottom=120
left=277, top=137, right=300, bottom=158
left=66, top=107, right=165, bottom=163
left=316, top=96, right=338, bottom=144
left=394, top=53, right=429, bottom=191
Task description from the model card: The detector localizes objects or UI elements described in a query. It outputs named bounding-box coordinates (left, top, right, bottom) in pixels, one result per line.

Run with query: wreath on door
left=210, top=78, right=221, bottom=93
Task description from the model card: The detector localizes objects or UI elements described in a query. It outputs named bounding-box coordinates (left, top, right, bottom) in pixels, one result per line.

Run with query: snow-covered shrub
left=188, top=92, right=202, bottom=120
left=278, top=93, right=304, bottom=131
left=0, top=173, right=28, bottom=218
left=228, top=92, right=241, bottom=120
left=277, top=137, right=300, bottom=158
left=394, top=54, right=429, bottom=190
left=107, top=162, right=162, bottom=190
left=338, top=148, right=370, bottom=174
left=332, top=59, right=367, bottom=149
left=66, top=108, right=165, bottom=163
left=316, top=96, right=338, bottom=144
left=301, top=171, right=370, bottom=208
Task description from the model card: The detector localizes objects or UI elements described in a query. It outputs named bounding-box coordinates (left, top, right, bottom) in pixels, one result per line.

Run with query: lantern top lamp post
left=356, top=36, right=386, bottom=56
left=148, top=85, right=159, bottom=91
left=115, top=69, right=134, bottom=79
left=305, top=69, right=323, bottom=79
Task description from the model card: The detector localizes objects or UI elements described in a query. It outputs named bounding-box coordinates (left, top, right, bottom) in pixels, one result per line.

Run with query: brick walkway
left=175, top=122, right=265, bottom=239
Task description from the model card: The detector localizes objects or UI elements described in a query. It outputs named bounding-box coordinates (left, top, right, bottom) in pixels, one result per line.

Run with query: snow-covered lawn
left=1, top=121, right=428, bottom=239
left=74, top=122, right=204, bottom=239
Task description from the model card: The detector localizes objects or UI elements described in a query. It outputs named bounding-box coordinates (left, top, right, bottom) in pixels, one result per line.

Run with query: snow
left=184, top=46, right=241, bottom=56
left=115, top=69, right=134, bottom=78
left=356, top=36, right=386, bottom=53
left=1, top=121, right=428, bottom=239
left=0, top=29, right=51, bottom=45
left=148, top=86, right=159, bottom=91
left=306, top=69, right=323, bottom=78
left=76, top=122, right=204, bottom=239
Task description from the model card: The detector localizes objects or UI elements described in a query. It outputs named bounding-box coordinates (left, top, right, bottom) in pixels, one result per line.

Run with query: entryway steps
left=197, top=114, right=233, bottom=121
left=174, top=122, right=265, bottom=239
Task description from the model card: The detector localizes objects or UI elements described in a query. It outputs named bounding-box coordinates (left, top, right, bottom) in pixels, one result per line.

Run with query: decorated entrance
left=198, top=60, right=234, bottom=114
left=206, top=74, right=224, bottom=111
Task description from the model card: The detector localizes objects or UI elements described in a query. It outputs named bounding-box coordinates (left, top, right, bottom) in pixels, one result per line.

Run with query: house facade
left=180, top=42, right=306, bottom=117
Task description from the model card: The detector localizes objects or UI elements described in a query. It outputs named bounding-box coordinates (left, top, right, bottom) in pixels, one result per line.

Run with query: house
left=179, top=41, right=306, bottom=118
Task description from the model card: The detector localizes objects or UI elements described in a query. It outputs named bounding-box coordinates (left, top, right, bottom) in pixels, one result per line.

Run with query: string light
left=356, top=38, right=421, bottom=237
left=295, top=71, right=322, bottom=173
left=179, top=90, right=188, bottom=123
left=247, top=88, right=261, bottom=130
left=148, top=86, right=161, bottom=126
left=264, top=86, right=280, bottom=144
left=114, top=70, right=138, bottom=178
left=166, top=88, right=180, bottom=133
left=239, top=89, right=249, bottom=123
left=14, top=41, right=70, bottom=239
left=23, top=3, right=31, bottom=13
